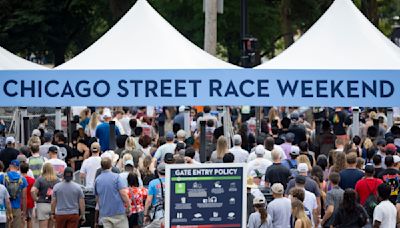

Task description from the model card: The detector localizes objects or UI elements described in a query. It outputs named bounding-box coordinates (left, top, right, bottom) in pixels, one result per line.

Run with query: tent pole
left=255, top=106, right=260, bottom=138
left=352, top=107, right=360, bottom=137
left=387, top=108, right=394, bottom=129
left=199, top=121, right=206, bottom=163
left=223, top=107, right=230, bottom=148
left=14, top=108, right=20, bottom=145
left=20, top=107, right=27, bottom=145
left=55, top=107, right=62, bottom=131
left=109, top=121, right=116, bottom=150
left=23, top=116, right=30, bottom=145
left=183, top=107, right=191, bottom=139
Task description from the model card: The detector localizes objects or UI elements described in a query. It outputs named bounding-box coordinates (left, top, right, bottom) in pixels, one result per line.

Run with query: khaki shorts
left=36, top=203, right=51, bottom=221
left=102, top=214, right=129, bottom=228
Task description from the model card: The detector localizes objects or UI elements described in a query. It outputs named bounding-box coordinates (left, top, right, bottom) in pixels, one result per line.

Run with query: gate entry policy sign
left=165, top=163, right=246, bottom=228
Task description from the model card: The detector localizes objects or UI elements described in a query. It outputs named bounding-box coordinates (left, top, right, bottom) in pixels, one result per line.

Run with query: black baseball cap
left=365, top=164, right=375, bottom=174
left=48, top=146, right=58, bottom=153
left=295, top=175, right=306, bottom=185
left=164, top=153, right=175, bottom=164
left=63, top=167, right=74, bottom=182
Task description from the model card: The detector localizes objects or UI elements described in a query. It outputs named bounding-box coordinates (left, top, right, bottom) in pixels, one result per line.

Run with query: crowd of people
left=0, top=106, right=399, bottom=228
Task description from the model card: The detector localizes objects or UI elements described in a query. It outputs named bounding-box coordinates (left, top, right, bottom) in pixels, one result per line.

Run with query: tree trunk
left=280, top=0, right=294, bottom=48
left=361, top=0, right=379, bottom=27
left=53, top=45, right=67, bottom=67
left=109, top=0, right=131, bottom=21
left=204, top=0, right=218, bottom=56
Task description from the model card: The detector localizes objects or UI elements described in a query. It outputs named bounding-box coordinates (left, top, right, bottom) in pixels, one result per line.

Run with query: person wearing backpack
left=27, top=144, right=47, bottom=179
left=355, top=164, right=383, bottom=218
left=144, top=163, right=166, bottom=228
left=282, top=146, right=300, bottom=178
left=0, top=159, right=27, bottom=228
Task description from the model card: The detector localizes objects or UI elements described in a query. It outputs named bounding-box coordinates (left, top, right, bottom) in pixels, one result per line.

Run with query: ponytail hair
left=254, top=203, right=267, bottom=224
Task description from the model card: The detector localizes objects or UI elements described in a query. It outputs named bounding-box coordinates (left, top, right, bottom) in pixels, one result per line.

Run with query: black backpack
left=363, top=180, right=379, bottom=218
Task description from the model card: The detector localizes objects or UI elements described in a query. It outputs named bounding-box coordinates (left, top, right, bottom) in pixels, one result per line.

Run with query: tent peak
left=57, top=0, right=238, bottom=69
left=256, top=0, right=400, bottom=69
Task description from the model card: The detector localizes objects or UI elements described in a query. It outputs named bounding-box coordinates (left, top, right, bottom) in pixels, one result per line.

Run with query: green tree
left=0, top=0, right=112, bottom=66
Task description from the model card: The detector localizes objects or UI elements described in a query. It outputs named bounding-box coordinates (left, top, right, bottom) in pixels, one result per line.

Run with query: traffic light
left=240, top=37, right=261, bottom=68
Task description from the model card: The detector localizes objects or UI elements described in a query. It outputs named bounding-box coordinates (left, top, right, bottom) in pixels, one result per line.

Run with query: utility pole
left=240, top=0, right=249, bottom=52
left=240, top=0, right=261, bottom=137
left=204, top=0, right=218, bottom=55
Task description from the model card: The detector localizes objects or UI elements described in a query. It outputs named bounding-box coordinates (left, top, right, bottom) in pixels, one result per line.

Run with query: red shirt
left=23, top=175, right=35, bottom=209
left=355, top=177, right=383, bottom=205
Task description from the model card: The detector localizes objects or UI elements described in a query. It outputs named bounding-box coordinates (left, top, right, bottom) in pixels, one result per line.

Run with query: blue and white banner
left=0, top=69, right=398, bottom=107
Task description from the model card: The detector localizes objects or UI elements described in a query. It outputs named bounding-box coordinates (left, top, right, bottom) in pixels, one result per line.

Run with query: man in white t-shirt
left=45, top=146, right=67, bottom=178
left=80, top=142, right=101, bottom=189
left=247, top=145, right=272, bottom=178
left=229, top=135, right=249, bottom=163
left=374, top=183, right=397, bottom=228
left=119, top=109, right=132, bottom=136
left=248, top=144, right=272, bottom=162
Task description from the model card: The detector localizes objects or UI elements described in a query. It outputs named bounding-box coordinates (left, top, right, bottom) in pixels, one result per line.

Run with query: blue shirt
left=148, top=177, right=165, bottom=206
left=95, top=122, right=120, bottom=151
left=94, top=170, right=127, bottom=217
left=282, top=159, right=297, bottom=170
left=79, top=118, right=90, bottom=130
left=0, top=172, right=27, bottom=209
left=173, top=113, right=185, bottom=129
left=339, top=168, right=364, bottom=190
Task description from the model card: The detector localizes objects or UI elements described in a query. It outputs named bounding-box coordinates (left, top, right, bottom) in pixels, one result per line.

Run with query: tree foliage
left=0, top=0, right=398, bottom=66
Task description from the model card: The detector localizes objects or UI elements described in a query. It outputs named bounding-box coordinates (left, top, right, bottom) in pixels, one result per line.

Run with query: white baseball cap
left=255, top=145, right=265, bottom=156
left=102, top=108, right=112, bottom=119
left=6, top=137, right=15, bottom=144
left=297, top=163, right=309, bottom=173
left=394, top=155, right=400, bottom=164
left=290, top=146, right=300, bottom=156
left=32, top=129, right=41, bottom=137
left=177, top=130, right=186, bottom=138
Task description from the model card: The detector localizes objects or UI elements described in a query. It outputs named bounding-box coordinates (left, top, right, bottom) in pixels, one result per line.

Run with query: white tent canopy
left=257, top=0, right=400, bottom=69
left=57, top=0, right=238, bottom=69
left=0, top=46, right=45, bottom=70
